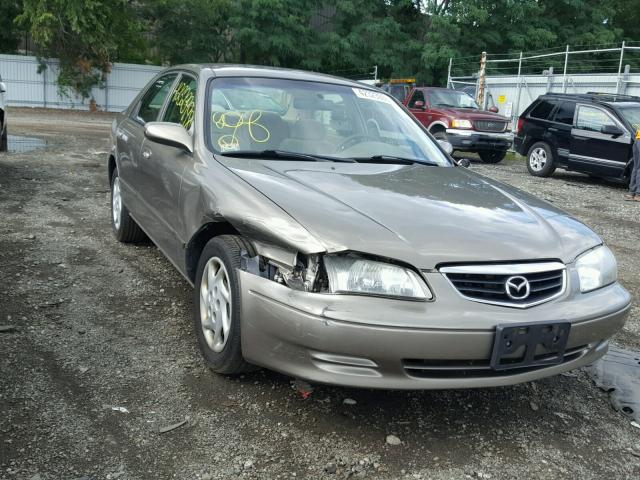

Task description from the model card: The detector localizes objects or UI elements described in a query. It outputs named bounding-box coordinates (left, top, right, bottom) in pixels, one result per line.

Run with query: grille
left=403, top=345, right=589, bottom=378
left=440, top=262, right=566, bottom=308
left=474, top=120, right=507, bottom=132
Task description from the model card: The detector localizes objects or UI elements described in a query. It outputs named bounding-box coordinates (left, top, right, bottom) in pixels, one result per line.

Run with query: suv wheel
left=193, top=235, right=256, bottom=374
left=526, top=142, right=556, bottom=177
left=478, top=150, right=507, bottom=163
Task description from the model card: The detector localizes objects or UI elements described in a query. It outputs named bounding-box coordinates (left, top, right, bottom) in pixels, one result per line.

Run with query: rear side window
left=137, top=74, right=178, bottom=123
left=529, top=100, right=557, bottom=120
left=163, top=75, right=197, bottom=131
left=576, top=105, right=617, bottom=132
left=553, top=101, right=576, bottom=125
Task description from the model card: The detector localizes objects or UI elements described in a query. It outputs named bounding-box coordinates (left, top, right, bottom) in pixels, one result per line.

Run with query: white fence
left=0, top=54, right=164, bottom=112
left=448, top=43, right=640, bottom=126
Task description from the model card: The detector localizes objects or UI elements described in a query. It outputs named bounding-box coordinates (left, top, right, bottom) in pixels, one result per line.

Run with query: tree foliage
left=5, top=0, right=640, bottom=98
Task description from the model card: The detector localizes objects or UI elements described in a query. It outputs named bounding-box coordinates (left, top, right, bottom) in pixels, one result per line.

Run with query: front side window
left=408, top=90, right=425, bottom=108
left=137, top=74, right=178, bottom=123
left=427, top=90, right=479, bottom=110
left=207, top=77, right=452, bottom=166
left=163, top=75, right=197, bottom=131
left=576, top=106, right=617, bottom=132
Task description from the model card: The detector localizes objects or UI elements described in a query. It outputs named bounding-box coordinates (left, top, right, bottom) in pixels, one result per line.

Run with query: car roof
left=542, top=92, right=640, bottom=106
left=167, top=63, right=371, bottom=89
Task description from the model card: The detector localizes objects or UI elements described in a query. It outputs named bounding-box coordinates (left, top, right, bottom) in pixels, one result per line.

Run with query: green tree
left=16, top=0, right=146, bottom=99
left=0, top=1, right=22, bottom=54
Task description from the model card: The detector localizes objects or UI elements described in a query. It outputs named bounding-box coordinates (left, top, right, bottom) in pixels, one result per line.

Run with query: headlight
left=323, top=255, right=432, bottom=300
left=575, top=246, right=617, bottom=293
left=451, top=119, right=473, bottom=129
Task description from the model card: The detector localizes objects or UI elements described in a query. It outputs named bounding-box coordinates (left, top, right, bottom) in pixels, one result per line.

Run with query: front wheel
left=526, top=141, right=556, bottom=177
left=478, top=150, right=507, bottom=163
left=193, top=235, right=256, bottom=374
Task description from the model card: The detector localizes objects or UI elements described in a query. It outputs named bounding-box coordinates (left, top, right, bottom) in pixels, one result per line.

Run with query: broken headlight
left=323, top=254, right=432, bottom=300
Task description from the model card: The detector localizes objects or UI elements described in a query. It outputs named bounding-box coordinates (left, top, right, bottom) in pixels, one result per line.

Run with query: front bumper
left=239, top=270, right=631, bottom=389
left=446, top=128, right=513, bottom=152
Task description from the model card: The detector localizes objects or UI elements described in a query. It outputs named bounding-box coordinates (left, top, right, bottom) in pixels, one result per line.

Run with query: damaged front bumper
left=238, top=270, right=631, bottom=389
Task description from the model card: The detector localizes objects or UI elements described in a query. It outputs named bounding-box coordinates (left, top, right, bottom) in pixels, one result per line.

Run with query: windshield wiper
left=353, top=155, right=439, bottom=166
left=218, top=149, right=355, bottom=163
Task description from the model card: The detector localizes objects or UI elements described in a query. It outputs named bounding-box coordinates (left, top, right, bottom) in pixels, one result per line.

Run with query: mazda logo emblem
left=505, top=275, right=530, bottom=300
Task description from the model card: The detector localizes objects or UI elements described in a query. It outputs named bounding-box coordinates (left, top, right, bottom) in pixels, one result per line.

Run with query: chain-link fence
left=447, top=42, right=640, bottom=128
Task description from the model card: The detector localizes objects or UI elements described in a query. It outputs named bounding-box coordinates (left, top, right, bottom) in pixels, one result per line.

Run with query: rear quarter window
left=529, top=100, right=557, bottom=120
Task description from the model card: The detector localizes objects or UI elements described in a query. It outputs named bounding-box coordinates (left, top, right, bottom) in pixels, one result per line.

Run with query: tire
left=193, top=235, right=256, bottom=375
left=0, top=123, right=7, bottom=152
left=478, top=150, right=507, bottom=163
left=526, top=141, right=556, bottom=177
left=432, top=130, right=448, bottom=142
left=110, top=169, right=147, bottom=243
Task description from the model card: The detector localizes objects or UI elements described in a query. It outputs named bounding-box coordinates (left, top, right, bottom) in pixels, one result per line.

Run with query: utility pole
left=477, top=52, right=486, bottom=107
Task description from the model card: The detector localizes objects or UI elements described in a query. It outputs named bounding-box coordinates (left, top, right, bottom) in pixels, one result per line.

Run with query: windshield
left=428, top=90, right=479, bottom=109
left=207, top=77, right=452, bottom=166
left=618, top=106, right=640, bottom=131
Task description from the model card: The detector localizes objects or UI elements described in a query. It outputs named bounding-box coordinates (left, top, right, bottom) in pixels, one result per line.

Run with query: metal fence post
left=477, top=51, right=487, bottom=107
left=621, top=64, right=630, bottom=95
left=105, top=72, right=109, bottom=112
left=42, top=60, right=47, bottom=108
left=546, top=66, right=554, bottom=92
left=513, top=51, right=523, bottom=128
left=562, top=45, right=569, bottom=93
left=616, top=41, right=625, bottom=93
left=447, top=57, right=452, bottom=89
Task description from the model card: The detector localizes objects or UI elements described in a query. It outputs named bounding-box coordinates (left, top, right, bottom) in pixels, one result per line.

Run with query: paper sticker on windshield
left=352, top=88, right=394, bottom=105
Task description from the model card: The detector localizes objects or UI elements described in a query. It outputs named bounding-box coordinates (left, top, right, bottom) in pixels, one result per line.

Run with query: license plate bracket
left=490, top=321, right=571, bottom=371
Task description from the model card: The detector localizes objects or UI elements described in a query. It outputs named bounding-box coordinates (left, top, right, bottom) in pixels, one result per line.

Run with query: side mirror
left=144, top=122, right=193, bottom=153
left=456, top=158, right=471, bottom=168
left=437, top=139, right=453, bottom=155
left=488, top=106, right=499, bottom=113
left=0, top=82, right=6, bottom=93
left=413, top=100, right=426, bottom=110
left=601, top=124, right=624, bottom=137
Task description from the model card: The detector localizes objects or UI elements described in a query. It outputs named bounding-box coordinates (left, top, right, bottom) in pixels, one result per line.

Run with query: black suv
left=514, top=93, right=639, bottom=181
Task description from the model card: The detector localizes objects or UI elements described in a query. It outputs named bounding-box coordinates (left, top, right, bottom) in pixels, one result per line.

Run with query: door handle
left=548, top=127, right=558, bottom=132
left=142, top=150, right=151, bottom=159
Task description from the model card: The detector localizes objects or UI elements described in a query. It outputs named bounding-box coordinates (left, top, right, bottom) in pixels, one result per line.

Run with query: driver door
left=407, top=89, right=430, bottom=126
left=570, top=104, right=631, bottom=177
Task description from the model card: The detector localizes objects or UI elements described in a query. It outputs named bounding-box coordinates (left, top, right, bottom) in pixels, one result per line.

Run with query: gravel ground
left=1, top=108, right=639, bottom=480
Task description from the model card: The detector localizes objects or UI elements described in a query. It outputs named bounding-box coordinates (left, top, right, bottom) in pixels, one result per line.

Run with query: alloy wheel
left=112, top=176, right=122, bottom=230
left=529, top=147, right=547, bottom=172
left=199, top=257, right=232, bottom=353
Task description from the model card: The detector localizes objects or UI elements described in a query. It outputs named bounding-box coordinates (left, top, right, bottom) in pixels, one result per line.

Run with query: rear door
left=548, top=100, right=576, bottom=166
left=138, top=73, right=197, bottom=263
left=569, top=104, right=631, bottom=177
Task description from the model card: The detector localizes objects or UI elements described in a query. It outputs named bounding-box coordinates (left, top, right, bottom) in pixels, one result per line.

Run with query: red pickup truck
left=403, top=87, right=513, bottom=163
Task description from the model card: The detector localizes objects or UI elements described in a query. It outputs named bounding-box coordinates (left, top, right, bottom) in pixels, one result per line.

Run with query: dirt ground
left=1, top=108, right=639, bottom=480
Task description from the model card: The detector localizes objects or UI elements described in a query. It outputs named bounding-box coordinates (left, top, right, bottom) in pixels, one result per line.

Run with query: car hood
left=218, top=158, right=601, bottom=268
left=431, top=108, right=508, bottom=121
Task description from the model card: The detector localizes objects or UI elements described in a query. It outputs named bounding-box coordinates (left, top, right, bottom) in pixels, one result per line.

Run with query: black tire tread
left=194, top=235, right=256, bottom=375
left=0, top=125, right=7, bottom=152
left=110, top=170, right=147, bottom=243
left=478, top=150, right=507, bottom=163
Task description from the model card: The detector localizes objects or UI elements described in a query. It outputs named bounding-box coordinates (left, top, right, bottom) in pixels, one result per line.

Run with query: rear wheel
left=110, top=169, right=147, bottom=243
left=478, top=150, right=507, bottom=163
left=193, top=235, right=256, bottom=375
left=526, top=141, right=556, bottom=177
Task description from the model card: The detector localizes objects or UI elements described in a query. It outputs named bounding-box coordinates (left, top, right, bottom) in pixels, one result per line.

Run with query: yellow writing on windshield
left=173, top=82, right=195, bottom=130
left=212, top=110, right=270, bottom=150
